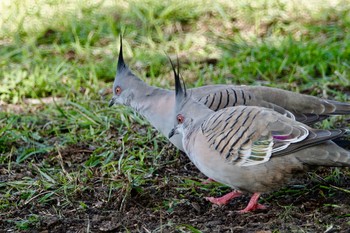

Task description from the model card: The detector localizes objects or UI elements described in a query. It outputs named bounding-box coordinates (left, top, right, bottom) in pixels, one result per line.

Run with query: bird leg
left=205, top=190, right=243, bottom=205
left=238, top=193, right=266, bottom=213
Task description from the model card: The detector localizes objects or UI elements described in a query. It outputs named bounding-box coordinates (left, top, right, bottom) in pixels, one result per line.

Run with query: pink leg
left=201, top=178, right=216, bottom=185
left=205, top=190, right=243, bottom=205
left=238, top=193, right=266, bottom=213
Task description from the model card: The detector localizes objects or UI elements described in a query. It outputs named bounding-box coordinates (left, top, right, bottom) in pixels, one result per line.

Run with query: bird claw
left=237, top=193, right=267, bottom=213
left=205, top=196, right=229, bottom=205
left=205, top=191, right=243, bottom=205
left=238, top=203, right=267, bottom=213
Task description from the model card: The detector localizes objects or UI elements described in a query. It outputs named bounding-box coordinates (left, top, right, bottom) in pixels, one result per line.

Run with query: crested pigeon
left=109, top=38, right=350, bottom=152
left=168, top=67, right=350, bottom=213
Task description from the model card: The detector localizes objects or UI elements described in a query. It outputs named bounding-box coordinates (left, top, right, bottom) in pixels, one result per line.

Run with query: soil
left=1, top=143, right=350, bottom=233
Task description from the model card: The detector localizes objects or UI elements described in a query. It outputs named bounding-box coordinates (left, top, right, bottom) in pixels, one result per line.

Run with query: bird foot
left=205, top=191, right=242, bottom=205
left=237, top=193, right=266, bottom=213
left=238, top=203, right=267, bottom=213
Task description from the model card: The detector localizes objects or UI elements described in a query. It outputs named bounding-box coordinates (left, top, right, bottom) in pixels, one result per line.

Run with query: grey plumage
left=192, top=86, right=343, bottom=124
left=109, top=37, right=350, bottom=152
left=169, top=68, right=350, bottom=211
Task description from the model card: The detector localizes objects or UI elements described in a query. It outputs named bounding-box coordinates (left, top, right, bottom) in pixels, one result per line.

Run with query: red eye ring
left=115, top=86, right=122, bottom=95
left=177, top=114, right=184, bottom=124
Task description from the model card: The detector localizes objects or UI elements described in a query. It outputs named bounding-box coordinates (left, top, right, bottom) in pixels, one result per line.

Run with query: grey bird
left=168, top=67, right=350, bottom=212
left=109, top=38, right=350, bottom=153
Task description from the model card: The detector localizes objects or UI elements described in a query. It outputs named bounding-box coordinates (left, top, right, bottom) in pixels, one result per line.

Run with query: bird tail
left=326, top=100, right=350, bottom=115
left=296, top=140, right=350, bottom=167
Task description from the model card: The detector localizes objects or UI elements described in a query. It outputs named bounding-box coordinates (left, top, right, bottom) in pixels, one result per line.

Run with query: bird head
left=168, top=58, right=194, bottom=138
left=109, top=35, right=145, bottom=108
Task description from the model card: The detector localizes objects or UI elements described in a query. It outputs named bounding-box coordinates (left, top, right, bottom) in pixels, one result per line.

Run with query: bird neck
left=130, top=84, right=175, bottom=136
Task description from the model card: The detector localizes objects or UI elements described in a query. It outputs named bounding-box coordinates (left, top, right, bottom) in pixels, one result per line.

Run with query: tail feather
left=244, top=86, right=350, bottom=116
left=296, top=141, right=350, bottom=167
left=276, top=129, right=345, bottom=156
left=326, top=100, right=350, bottom=115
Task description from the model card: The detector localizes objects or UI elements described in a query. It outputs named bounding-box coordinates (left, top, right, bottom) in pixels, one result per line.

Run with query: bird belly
left=188, top=133, right=306, bottom=193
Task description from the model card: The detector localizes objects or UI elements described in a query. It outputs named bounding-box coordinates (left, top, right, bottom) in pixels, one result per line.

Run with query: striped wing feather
left=194, top=88, right=336, bottom=124
left=196, top=88, right=251, bottom=111
left=201, top=106, right=312, bottom=166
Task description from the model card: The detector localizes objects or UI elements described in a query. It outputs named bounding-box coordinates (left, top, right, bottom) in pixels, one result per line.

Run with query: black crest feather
left=117, top=34, right=126, bottom=72
left=167, top=55, right=186, bottom=98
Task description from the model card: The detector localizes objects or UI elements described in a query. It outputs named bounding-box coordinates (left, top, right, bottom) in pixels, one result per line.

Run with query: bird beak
left=109, top=97, right=116, bottom=107
left=168, top=127, right=178, bottom=138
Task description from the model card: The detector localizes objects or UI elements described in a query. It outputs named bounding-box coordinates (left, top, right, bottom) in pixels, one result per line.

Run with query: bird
left=168, top=65, right=350, bottom=213
left=109, top=37, right=350, bottom=153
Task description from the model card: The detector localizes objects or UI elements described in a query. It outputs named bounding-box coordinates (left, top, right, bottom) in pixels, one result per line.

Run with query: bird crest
left=168, top=56, right=187, bottom=105
left=117, top=34, right=129, bottom=75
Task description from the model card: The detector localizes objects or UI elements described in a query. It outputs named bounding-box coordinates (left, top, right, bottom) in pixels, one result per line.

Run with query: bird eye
left=177, top=114, right=184, bottom=124
left=115, top=86, right=122, bottom=95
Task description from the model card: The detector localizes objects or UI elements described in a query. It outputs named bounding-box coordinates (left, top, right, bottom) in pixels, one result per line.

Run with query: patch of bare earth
left=1, top=142, right=350, bottom=232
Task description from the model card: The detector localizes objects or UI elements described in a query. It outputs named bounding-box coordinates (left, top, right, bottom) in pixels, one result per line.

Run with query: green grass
left=1, top=0, right=350, bottom=231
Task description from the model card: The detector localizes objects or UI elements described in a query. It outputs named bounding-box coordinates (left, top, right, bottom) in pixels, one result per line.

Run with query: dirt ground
left=1, top=143, right=350, bottom=233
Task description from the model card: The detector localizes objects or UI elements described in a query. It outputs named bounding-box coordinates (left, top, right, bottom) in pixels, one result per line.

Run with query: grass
left=1, top=0, right=350, bottom=231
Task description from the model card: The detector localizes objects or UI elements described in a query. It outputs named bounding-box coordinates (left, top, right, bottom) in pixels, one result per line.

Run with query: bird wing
left=193, top=87, right=329, bottom=124
left=200, top=106, right=343, bottom=167
left=192, top=85, right=350, bottom=124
